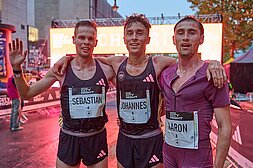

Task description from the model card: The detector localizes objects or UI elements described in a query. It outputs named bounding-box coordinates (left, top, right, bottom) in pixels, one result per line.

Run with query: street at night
left=0, top=1, right=252, bottom=167
left=0, top=94, right=118, bottom=168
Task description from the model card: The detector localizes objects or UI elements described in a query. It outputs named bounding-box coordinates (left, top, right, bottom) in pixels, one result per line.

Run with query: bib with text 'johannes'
left=165, top=111, right=198, bottom=149
left=68, top=86, right=105, bottom=119
left=119, top=90, right=151, bottom=124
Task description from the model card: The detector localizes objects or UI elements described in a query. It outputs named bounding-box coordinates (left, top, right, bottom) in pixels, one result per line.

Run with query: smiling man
left=8, top=20, right=115, bottom=168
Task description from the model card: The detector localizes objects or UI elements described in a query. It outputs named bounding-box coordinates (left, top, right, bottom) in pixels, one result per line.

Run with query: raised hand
left=9, top=38, right=27, bottom=70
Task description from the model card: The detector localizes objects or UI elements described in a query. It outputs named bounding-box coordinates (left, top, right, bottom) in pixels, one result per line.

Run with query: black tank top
left=61, top=60, right=109, bottom=133
left=116, top=57, right=160, bottom=135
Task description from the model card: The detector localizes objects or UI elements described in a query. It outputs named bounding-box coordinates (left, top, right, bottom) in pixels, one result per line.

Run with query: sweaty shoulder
left=108, top=55, right=127, bottom=65
left=107, top=55, right=127, bottom=73
left=97, top=60, right=115, bottom=82
left=152, top=56, right=176, bottom=76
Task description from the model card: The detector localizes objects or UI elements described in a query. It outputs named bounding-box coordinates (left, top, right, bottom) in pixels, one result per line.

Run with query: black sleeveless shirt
left=116, top=57, right=160, bottom=135
left=61, top=60, right=109, bottom=133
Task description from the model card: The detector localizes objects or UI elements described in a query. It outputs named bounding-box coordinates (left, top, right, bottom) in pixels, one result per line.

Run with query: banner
left=0, top=30, right=7, bottom=77
left=0, top=87, right=60, bottom=113
left=211, top=106, right=253, bottom=168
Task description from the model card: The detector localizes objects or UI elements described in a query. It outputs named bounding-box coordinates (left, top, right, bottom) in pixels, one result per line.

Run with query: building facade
left=0, top=0, right=28, bottom=50
left=35, top=0, right=121, bottom=39
left=1, top=0, right=121, bottom=70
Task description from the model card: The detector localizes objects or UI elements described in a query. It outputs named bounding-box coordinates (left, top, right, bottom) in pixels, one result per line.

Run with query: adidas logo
left=149, top=155, right=159, bottom=163
left=97, top=150, right=106, bottom=159
left=232, top=126, right=242, bottom=145
left=96, top=79, right=106, bottom=86
left=143, top=74, right=155, bottom=82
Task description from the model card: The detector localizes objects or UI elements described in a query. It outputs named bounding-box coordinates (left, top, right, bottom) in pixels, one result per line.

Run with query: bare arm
left=53, top=55, right=124, bottom=76
left=9, top=38, right=58, bottom=100
left=15, top=70, right=58, bottom=100
left=52, top=55, right=74, bottom=75
left=213, top=106, right=232, bottom=168
left=95, top=57, right=111, bottom=66
left=96, top=60, right=116, bottom=86
left=152, top=56, right=176, bottom=77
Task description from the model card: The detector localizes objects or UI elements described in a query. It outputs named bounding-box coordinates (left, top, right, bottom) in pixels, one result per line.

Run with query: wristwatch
left=13, top=69, right=22, bottom=78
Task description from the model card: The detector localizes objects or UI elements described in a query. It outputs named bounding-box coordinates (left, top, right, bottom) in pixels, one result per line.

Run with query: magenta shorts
left=163, top=143, right=213, bottom=168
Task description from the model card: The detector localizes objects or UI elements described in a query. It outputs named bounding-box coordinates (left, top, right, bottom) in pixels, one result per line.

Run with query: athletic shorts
left=57, top=128, right=108, bottom=166
left=163, top=143, right=213, bottom=168
left=116, top=131, right=163, bottom=168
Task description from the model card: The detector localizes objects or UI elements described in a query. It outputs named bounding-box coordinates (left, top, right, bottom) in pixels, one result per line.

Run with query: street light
left=112, top=0, right=119, bottom=11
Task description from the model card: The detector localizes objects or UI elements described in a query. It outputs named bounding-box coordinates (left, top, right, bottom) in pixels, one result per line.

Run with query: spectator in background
left=7, top=75, right=26, bottom=131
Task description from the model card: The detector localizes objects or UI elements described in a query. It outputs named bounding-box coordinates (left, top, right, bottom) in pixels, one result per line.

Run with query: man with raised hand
left=8, top=20, right=115, bottom=168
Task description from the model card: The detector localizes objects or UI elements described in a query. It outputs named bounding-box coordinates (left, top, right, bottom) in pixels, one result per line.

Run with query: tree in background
left=187, top=0, right=253, bottom=63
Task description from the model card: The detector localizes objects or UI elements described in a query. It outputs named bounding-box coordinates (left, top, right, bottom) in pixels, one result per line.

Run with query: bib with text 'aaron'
left=165, top=111, right=198, bottom=149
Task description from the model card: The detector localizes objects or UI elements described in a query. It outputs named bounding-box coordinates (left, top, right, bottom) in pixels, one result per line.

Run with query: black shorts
left=116, top=131, right=163, bottom=168
left=57, top=128, right=108, bottom=166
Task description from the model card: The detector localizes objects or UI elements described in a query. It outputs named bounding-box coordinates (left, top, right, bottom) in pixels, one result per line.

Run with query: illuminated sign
left=50, top=24, right=222, bottom=66
left=28, top=26, right=38, bottom=42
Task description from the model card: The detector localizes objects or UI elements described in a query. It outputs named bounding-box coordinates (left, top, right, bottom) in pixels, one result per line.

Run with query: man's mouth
left=81, top=47, right=89, bottom=52
left=129, top=43, right=140, bottom=49
left=181, top=43, right=191, bottom=49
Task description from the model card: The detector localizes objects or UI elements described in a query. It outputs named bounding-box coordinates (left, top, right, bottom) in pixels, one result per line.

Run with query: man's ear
left=94, top=39, right=98, bottom=47
left=172, top=35, right=176, bottom=45
left=199, top=35, right=204, bottom=45
left=123, top=36, right=126, bottom=44
left=72, top=36, right=75, bottom=44
left=146, top=36, right=151, bottom=44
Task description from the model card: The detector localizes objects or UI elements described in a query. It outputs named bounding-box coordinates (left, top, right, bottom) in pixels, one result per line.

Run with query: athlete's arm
left=213, top=106, right=232, bottom=168
left=15, top=69, right=59, bottom=100
left=153, top=56, right=227, bottom=88
left=153, top=56, right=177, bottom=76
left=52, top=55, right=74, bottom=76
left=100, top=56, right=127, bottom=74
left=95, top=57, right=111, bottom=66
left=97, top=60, right=116, bottom=86
left=9, top=39, right=59, bottom=100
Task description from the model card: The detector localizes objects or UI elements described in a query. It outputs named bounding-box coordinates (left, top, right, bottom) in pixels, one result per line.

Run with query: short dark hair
left=74, top=20, right=97, bottom=36
left=124, top=13, right=151, bottom=33
left=174, top=15, right=204, bottom=35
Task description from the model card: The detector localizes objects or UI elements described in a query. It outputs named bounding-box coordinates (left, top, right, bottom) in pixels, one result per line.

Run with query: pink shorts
left=163, top=143, right=213, bottom=168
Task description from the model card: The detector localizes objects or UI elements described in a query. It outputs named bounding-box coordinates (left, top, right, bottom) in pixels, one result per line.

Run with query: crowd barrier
left=211, top=106, right=253, bottom=168
left=0, top=87, right=60, bottom=116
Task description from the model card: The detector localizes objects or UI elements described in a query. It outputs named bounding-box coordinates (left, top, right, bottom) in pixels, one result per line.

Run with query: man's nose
left=183, top=33, right=189, bottom=41
left=132, top=32, right=137, bottom=39
left=84, top=38, right=89, bottom=43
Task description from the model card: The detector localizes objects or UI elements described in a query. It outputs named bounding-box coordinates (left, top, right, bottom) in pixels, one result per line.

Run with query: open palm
left=9, top=38, right=27, bottom=69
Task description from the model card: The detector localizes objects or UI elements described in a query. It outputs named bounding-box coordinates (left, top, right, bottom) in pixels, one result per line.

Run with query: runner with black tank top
left=8, top=20, right=116, bottom=168
left=58, top=59, right=109, bottom=166
left=116, top=57, right=163, bottom=168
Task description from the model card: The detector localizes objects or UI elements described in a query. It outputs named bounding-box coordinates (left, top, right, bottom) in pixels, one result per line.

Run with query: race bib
left=165, top=111, right=198, bottom=149
left=68, top=86, right=105, bottom=119
left=119, top=90, right=151, bottom=124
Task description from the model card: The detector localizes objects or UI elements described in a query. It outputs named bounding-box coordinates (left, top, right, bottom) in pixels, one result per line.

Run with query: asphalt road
left=0, top=95, right=118, bottom=168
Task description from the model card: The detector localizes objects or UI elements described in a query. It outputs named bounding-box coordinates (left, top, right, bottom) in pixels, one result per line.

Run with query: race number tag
left=165, top=111, right=198, bottom=149
left=68, top=86, right=105, bottom=119
left=119, top=90, right=151, bottom=124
